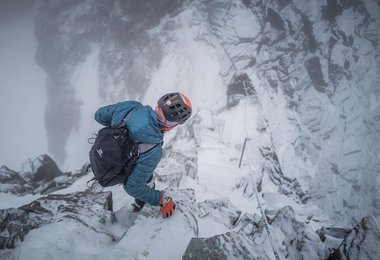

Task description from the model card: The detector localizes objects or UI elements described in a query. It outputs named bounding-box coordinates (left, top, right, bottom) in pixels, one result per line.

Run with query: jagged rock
left=156, top=120, right=198, bottom=187
left=237, top=146, right=309, bottom=203
left=270, top=206, right=325, bottom=259
left=0, top=155, right=87, bottom=195
left=156, top=150, right=197, bottom=187
left=198, top=199, right=241, bottom=228
left=327, top=215, right=380, bottom=260
left=184, top=206, right=325, bottom=259
left=304, top=56, right=328, bottom=92
left=0, top=189, right=114, bottom=249
left=183, top=232, right=270, bottom=260
left=227, top=73, right=256, bottom=107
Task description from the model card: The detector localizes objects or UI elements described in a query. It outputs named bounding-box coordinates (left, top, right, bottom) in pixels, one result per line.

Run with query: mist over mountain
left=0, top=0, right=379, bottom=259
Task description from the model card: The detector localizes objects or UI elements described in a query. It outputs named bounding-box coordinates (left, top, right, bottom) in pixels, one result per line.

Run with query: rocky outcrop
left=183, top=231, right=271, bottom=260
left=183, top=206, right=326, bottom=260
left=0, top=188, right=114, bottom=249
left=227, top=73, right=256, bottom=107
left=199, top=0, right=380, bottom=225
left=236, top=145, right=309, bottom=204
left=0, top=154, right=87, bottom=195
left=184, top=208, right=380, bottom=259
left=327, top=215, right=380, bottom=260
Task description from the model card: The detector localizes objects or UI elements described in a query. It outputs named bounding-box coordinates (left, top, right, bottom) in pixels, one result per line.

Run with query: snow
left=11, top=220, right=113, bottom=260
left=0, top=192, right=40, bottom=210
left=1, top=0, right=380, bottom=259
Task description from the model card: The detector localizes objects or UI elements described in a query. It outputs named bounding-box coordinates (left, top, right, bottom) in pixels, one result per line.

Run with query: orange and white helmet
left=157, top=92, right=192, bottom=125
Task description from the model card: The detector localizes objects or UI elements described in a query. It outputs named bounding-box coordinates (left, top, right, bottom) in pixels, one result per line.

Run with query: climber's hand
left=160, top=194, right=176, bottom=218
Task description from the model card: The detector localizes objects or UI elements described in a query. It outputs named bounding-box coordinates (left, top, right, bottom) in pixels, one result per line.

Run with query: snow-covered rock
left=184, top=206, right=326, bottom=260
left=0, top=188, right=114, bottom=250
left=1, top=0, right=379, bottom=258
left=327, top=215, right=380, bottom=260
left=0, top=155, right=87, bottom=195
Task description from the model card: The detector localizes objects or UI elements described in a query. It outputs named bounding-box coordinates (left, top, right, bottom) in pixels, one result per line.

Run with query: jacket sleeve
left=94, top=101, right=142, bottom=127
left=124, top=145, right=163, bottom=206
left=94, top=104, right=115, bottom=126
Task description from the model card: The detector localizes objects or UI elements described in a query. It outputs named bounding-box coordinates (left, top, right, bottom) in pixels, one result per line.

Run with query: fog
left=0, top=6, right=47, bottom=171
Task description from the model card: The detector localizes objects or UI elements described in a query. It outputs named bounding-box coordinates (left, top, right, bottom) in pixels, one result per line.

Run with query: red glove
left=160, top=194, right=175, bottom=218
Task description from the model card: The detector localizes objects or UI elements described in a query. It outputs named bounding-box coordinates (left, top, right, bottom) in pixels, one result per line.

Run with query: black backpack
left=89, top=127, right=139, bottom=187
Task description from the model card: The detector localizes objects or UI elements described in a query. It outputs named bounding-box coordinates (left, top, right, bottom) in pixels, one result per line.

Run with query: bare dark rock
left=227, top=73, right=256, bottom=107
left=304, top=56, right=328, bottom=92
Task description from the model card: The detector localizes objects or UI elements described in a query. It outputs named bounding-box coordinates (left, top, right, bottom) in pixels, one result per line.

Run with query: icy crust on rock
left=184, top=206, right=326, bottom=260
left=0, top=155, right=87, bottom=196
left=184, top=206, right=380, bottom=260
left=9, top=0, right=378, bottom=258
left=0, top=184, right=244, bottom=259
left=191, top=0, right=380, bottom=226
left=328, top=215, right=380, bottom=260
left=0, top=188, right=114, bottom=251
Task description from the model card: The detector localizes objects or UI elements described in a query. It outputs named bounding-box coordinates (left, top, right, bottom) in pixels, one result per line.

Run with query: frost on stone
left=0, top=155, right=87, bottom=195
left=327, top=215, right=380, bottom=260
left=198, top=199, right=241, bottom=228
left=0, top=188, right=114, bottom=249
left=184, top=206, right=326, bottom=260
left=156, top=119, right=199, bottom=186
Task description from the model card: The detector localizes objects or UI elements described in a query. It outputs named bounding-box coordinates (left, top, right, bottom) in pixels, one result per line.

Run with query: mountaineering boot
left=132, top=198, right=145, bottom=211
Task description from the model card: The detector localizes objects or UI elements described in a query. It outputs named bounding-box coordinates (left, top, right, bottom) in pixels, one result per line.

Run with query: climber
left=93, top=92, right=192, bottom=218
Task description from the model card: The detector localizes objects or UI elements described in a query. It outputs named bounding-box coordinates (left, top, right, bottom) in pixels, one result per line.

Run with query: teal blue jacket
left=94, top=101, right=163, bottom=205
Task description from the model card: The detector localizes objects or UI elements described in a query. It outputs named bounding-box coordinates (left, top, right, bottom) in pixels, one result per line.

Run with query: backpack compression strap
left=138, top=143, right=161, bottom=154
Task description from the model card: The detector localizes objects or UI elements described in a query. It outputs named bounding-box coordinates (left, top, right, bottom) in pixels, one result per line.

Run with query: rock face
left=327, top=215, right=380, bottom=260
left=0, top=188, right=114, bottom=249
left=184, top=207, right=380, bottom=260
left=183, top=206, right=326, bottom=260
left=32, top=0, right=380, bottom=227
left=227, top=73, right=256, bottom=107
left=33, top=0, right=380, bottom=227
left=15, top=0, right=380, bottom=258
left=0, top=154, right=87, bottom=195
left=183, top=232, right=270, bottom=260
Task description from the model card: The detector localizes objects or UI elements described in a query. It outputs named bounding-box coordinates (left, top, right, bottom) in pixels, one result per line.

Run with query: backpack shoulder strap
left=121, top=107, right=163, bottom=154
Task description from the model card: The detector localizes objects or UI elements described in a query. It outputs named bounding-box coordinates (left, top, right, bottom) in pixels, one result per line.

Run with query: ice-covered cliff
left=1, top=0, right=379, bottom=259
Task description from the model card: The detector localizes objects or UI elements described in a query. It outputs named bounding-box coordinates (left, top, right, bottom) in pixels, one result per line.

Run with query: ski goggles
left=156, top=106, right=178, bottom=131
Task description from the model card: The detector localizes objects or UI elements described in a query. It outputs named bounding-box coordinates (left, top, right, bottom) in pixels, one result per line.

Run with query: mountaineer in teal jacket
left=94, top=93, right=192, bottom=218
